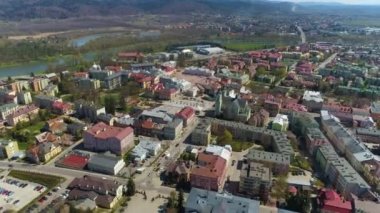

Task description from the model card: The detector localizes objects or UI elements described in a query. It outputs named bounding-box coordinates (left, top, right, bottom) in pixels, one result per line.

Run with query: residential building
left=209, top=118, right=294, bottom=156
left=158, top=88, right=179, bottom=100
left=190, top=152, right=227, bottom=191
left=34, top=95, right=61, bottom=109
left=74, top=100, right=106, bottom=123
left=183, top=66, right=215, bottom=77
left=175, top=107, right=196, bottom=127
left=0, top=139, right=19, bottom=159
left=35, top=132, right=61, bottom=144
left=84, top=122, right=134, bottom=155
left=191, top=119, right=211, bottom=145
left=184, top=187, right=260, bottom=213
left=17, top=91, right=32, bottom=105
left=26, top=142, right=62, bottom=163
left=118, top=52, right=144, bottom=62
left=131, top=138, right=161, bottom=162
left=263, top=98, right=281, bottom=117
left=204, top=145, right=231, bottom=162
left=356, top=128, right=380, bottom=144
left=272, top=114, right=289, bottom=132
left=163, top=118, right=183, bottom=140
left=67, top=175, right=123, bottom=209
left=321, top=110, right=375, bottom=172
left=248, top=109, right=270, bottom=127
left=239, top=162, right=272, bottom=201
left=305, top=128, right=329, bottom=156
left=303, top=91, right=323, bottom=112
left=165, top=161, right=192, bottom=184
left=317, top=188, right=352, bottom=213
left=42, top=84, right=59, bottom=96
left=245, top=149, right=290, bottom=175
left=52, top=101, right=72, bottom=115
left=0, top=88, right=17, bottom=104
left=0, top=103, right=19, bottom=120
left=30, top=78, right=49, bottom=92
left=6, top=104, right=39, bottom=126
left=77, top=78, right=101, bottom=91
left=87, top=154, right=125, bottom=175
left=104, top=73, right=122, bottom=90
left=370, top=101, right=380, bottom=121
left=215, top=90, right=251, bottom=122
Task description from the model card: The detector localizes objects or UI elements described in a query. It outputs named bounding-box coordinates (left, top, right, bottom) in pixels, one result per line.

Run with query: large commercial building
left=84, top=122, right=134, bottom=155
left=185, top=187, right=260, bottom=213
left=87, top=154, right=125, bottom=175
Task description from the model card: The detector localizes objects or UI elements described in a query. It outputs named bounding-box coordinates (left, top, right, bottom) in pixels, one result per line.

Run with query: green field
left=224, top=41, right=269, bottom=51
left=9, top=170, right=64, bottom=189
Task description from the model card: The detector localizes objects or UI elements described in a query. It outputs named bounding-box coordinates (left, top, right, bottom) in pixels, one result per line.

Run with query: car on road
left=231, top=160, right=236, bottom=166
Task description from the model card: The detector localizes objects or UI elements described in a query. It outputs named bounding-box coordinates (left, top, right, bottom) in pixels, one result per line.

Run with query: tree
left=167, top=191, right=177, bottom=209
left=177, top=53, right=186, bottom=68
left=285, top=193, right=310, bottom=213
left=126, top=178, right=136, bottom=196
left=217, top=129, right=233, bottom=145
left=256, top=67, right=268, bottom=76
left=271, top=175, right=288, bottom=200
left=119, top=95, right=127, bottom=112
left=177, top=190, right=184, bottom=213
left=30, top=72, right=35, bottom=77
left=104, top=95, right=116, bottom=115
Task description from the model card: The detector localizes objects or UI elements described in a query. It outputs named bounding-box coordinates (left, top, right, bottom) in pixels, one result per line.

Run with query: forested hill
left=0, top=0, right=295, bottom=20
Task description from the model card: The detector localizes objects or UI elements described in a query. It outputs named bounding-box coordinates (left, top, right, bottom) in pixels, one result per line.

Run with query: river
left=0, top=34, right=103, bottom=78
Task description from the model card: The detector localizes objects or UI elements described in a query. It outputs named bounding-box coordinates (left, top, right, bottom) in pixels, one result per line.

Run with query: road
left=296, top=25, right=306, bottom=44
left=134, top=118, right=199, bottom=192
left=314, top=53, right=337, bottom=72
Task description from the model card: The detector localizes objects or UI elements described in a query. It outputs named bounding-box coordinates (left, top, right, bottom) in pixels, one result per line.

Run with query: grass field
left=9, top=170, right=64, bottom=189
left=216, top=139, right=253, bottom=152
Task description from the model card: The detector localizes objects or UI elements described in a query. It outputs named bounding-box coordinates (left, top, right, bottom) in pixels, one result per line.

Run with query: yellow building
left=0, top=139, right=19, bottom=159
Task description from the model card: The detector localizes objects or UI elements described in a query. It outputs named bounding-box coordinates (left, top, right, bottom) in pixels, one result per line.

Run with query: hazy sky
left=274, top=0, right=380, bottom=5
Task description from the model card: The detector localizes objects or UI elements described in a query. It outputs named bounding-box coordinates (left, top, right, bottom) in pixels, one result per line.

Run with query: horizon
left=270, top=0, right=380, bottom=5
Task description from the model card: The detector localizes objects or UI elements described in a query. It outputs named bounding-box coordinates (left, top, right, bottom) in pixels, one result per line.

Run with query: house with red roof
left=84, top=122, right=134, bottom=155
left=158, top=88, right=179, bottom=100
left=52, top=100, right=72, bottom=115
left=176, top=107, right=195, bottom=127
left=190, top=152, right=227, bottom=191
left=117, top=52, right=144, bottom=62
left=317, top=189, right=353, bottom=213
left=296, top=61, right=314, bottom=75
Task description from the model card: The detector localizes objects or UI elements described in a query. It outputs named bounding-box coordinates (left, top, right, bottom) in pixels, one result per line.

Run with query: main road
left=296, top=25, right=306, bottom=44
left=315, top=53, right=338, bottom=72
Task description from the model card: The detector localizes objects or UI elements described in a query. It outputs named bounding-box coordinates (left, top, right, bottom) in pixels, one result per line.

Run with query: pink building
left=296, top=61, right=313, bottom=75
left=317, top=189, right=352, bottom=213
left=84, top=122, right=134, bottom=155
left=190, top=153, right=227, bottom=191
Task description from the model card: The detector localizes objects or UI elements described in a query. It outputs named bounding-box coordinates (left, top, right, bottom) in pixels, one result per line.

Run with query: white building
left=131, top=138, right=161, bottom=162
left=184, top=66, right=215, bottom=77
left=272, top=114, right=289, bottom=132
left=303, top=90, right=323, bottom=112
left=205, top=145, right=231, bottom=162
left=87, top=154, right=125, bottom=175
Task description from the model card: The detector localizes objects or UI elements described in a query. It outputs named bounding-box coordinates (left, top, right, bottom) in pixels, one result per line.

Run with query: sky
left=273, top=0, right=380, bottom=5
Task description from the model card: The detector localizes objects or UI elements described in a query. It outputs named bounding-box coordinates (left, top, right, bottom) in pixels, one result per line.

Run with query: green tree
left=104, top=95, right=116, bottom=115
left=285, top=193, right=310, bottom=213
left=119, top=95, right=127, bottom=112
left=177, top=53, right=186, bottom=68
left=217, top=129, right=233, bottom=145
left=167, top=191, right=177, bottom=209
left=256, top=67, right=267, bottom=76
left=126, top=178, right=136, bottom=196
left=271, top=175, right=288, bottom=200
left=177, top=190, right=184, bottom=213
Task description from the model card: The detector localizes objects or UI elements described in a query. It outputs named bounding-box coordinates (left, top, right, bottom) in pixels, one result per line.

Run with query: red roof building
left=176, top=107, right=195, bottom=127
left=190, top=153, right=227, bottom=191
left=52, top=101, right=72, bottom=115
left=158, top=88, right=178, bottom=100
left=317, top=189, right=352, bottom=213
left=118, top=52, right=144, bottom=62
left=84, top=122, right=134, bottom=155
left=57, top=154, right=89, bottom=170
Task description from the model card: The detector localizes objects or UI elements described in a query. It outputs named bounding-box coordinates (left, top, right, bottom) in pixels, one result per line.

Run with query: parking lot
left=0, top=174, right=46, bottom=212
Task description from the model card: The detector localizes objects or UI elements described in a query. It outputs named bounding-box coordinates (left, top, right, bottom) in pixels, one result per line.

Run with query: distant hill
left=0, top=0, right=295, bottom=20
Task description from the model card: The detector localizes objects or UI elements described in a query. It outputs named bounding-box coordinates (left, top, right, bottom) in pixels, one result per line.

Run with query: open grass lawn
left=9, top=170, right=64, bottom=189
left=216, top=139, right=253, bottom=152
left=224, top=41, right=269, bottom=51
left=17, top=141, right=31, bottom=150
left=26, top=121, right=45, bottom=133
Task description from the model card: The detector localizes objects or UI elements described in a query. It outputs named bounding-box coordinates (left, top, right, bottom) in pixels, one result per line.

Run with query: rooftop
left=185, top=187, right=260, bottom=213
left=86, top=122, right=133, bottom=141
